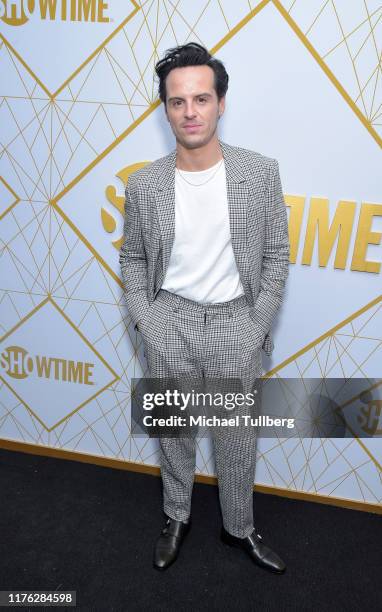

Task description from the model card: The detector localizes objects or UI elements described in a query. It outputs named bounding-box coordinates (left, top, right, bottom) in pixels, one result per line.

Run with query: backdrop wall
left=0, top=0, right=381, bottom=507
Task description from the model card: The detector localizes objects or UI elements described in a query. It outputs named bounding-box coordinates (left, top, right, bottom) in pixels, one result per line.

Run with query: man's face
left=164, top=64, right=225, bottom=150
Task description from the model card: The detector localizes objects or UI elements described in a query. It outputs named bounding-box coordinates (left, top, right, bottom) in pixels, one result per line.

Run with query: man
left=119, top=42, right=290, bottom=573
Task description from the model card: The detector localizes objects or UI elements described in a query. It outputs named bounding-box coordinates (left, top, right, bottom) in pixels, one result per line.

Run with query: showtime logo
left=0, top=297, right=118, bottom=430
left=0, top=0, right=110, bottom=26
left=1, top=345, right=95, bottom=385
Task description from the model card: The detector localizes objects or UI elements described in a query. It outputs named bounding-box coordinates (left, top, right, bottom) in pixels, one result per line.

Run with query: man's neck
left=175, top=137, right=223, bottom=172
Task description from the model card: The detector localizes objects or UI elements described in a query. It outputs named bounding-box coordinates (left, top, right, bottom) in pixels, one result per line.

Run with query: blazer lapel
left=154, top=149, right=176, bottom=279
left=219, top=139, right=250, bottom=285
left=154, top=139, right=250, bottom=293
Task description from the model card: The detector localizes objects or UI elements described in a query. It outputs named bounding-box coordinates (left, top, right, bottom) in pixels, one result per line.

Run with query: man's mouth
left=183, top=124, right=202, bottom=131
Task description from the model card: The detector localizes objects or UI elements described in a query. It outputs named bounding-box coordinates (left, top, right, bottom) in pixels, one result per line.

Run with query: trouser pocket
left=141, top=298, right=173, bottom=353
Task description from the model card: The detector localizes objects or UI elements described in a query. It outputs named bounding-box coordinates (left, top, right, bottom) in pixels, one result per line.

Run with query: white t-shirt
left=161, top=158, right=245, bottom=303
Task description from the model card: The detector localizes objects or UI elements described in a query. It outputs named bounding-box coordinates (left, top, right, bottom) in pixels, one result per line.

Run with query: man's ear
left=218, top=95, right=226, bottom=117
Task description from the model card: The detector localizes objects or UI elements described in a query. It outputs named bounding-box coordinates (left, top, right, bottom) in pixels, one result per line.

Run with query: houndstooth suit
left=119, top=139, right=290, bottom=537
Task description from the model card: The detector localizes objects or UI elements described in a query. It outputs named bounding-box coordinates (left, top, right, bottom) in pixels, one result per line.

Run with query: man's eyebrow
left=167, top=92, right=213, bottom=102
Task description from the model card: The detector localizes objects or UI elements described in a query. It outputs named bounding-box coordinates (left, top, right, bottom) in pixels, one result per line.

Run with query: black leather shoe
left=221, top=526, right=286, bottom=574
left=153, top=516, right=191, bottom=570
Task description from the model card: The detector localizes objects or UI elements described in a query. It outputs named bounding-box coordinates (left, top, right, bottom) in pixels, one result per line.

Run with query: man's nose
left=184, top=102, right=197, bottom=118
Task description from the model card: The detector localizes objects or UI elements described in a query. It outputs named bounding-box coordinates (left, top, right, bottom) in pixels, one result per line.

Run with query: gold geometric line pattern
left=275, top=0, right=382, bottom=146
left=263, top=293, right=382, bottom=476
left=0, top=295, right=120, bottom=432
left=265, top=294, right=382, bottom=377
left=0, top=33, right=51, bottom=99
left=0, top=176, right=19, bottom=220
left=0, top=1, right=140, bottom=100
left=0, top=201, right=154, bottom=462
left=1, top=0, right=379, bottom=220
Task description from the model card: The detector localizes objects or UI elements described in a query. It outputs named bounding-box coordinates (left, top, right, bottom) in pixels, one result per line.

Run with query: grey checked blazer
left=119, top=139, right=290, bottom=356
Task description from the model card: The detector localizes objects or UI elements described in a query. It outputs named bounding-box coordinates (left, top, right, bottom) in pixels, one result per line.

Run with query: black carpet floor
left=0, top=447, right=381, bottom=612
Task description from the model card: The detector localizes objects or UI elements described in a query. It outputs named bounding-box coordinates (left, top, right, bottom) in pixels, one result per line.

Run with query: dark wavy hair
left=155, top=42, right=229, bottom=105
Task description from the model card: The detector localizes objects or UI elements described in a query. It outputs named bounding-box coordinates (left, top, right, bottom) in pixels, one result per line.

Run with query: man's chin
left=176, top=132, right=215, bottom=150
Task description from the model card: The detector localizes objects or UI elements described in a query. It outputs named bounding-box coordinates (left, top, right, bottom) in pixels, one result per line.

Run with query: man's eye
left=198, top=98, right=207, bottom=103
left=173, top=100, right=182, bottom=106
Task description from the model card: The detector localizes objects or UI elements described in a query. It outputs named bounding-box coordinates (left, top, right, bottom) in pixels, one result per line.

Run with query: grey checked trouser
left=140, top=289, right=263, bottom=538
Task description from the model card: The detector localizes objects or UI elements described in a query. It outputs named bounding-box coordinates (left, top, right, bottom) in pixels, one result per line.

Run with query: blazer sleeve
left=249, top=158, right=290, bottom=348
left=119, top=173, right=151, bottom=331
